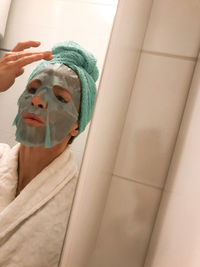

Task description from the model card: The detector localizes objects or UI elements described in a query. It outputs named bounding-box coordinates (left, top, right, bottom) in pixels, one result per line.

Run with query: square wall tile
left=88, top=175, right=161, bottom=267
left=114, top=53, right=195, bottom=188
left=0, top=91, right=19, bottom=137
left=3, top=0, right=116, bottom=48
left=143, top=0, right=200, bottom=58
left=0, top=128, right=13, bottom=145
left=144, top=190, right=200, bottom=267
left=6, top=0, right=116, bottom=30
left=164, top=58, right=200, bottom=196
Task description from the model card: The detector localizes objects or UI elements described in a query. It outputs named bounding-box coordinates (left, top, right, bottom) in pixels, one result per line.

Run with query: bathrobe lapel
left=0, top=143, right=77, bottom=242
left=0, top=144, right=19, bottom=213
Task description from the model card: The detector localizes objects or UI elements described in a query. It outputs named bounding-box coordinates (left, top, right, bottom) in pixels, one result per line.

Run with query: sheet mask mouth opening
left=23, top=113, right=45, bottom=123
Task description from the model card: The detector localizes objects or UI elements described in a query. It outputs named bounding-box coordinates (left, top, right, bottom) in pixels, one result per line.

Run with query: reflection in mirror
left=0, top=0, right=118, bottom=266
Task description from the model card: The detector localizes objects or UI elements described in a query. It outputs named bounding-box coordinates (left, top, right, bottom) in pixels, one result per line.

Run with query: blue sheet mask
left=13, top=64, right=81, bottom=148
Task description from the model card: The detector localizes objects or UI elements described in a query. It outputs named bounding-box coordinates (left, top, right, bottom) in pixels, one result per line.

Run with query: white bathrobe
left=0, top=143, right=78, bottom=267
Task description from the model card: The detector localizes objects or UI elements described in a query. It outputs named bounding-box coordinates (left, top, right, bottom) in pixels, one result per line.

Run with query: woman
left=0, top=40, right=99, bottom=267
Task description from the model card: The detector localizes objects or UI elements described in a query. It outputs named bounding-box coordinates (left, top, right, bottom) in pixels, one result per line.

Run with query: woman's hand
left=0, top=41, right=53, bottom=92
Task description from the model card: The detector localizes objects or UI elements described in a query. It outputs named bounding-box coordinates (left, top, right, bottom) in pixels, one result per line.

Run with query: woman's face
left=13, top=64, right=81, bottom=148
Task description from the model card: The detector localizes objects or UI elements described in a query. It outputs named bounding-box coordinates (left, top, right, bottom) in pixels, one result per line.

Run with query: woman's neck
left=16, top=137, right=70, bottom=196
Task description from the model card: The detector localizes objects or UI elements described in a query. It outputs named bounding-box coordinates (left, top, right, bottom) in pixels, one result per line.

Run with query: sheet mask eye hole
left=28, top=87, right=37, bottom=94
left=56, top=95, right=67, bottom=103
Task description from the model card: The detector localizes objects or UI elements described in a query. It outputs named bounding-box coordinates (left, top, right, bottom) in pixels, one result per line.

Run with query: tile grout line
left=58, top=0, right=117, bottom=7
left=142, top=49, right=200, bottom=267
left=111, top=0, right=155, bottom=175
left=113, top=174, right=162, bottom=190
left=142, top=49, right=196, bottom=62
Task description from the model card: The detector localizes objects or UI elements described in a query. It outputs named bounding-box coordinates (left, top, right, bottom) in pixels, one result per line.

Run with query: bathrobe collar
left=0, top=143, right=77, bottom=240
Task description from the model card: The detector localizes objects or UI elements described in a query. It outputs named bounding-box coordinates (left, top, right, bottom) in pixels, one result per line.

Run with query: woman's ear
left=70, top=122, right=79, bottom=137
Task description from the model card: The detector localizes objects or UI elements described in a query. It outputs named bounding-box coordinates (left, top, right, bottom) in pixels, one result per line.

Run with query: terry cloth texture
left=0, top=143, right=78, bottom=267
left=28, top=41, right=99, bottom=136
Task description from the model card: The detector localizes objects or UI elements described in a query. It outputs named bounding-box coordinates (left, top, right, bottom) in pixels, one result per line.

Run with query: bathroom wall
left=0, top=0, right=118, bottom=169
left=144, top=35, right=200, bottom=267
left=88, top=1, right=200, bottom=267
left=2, top=1, right=200, bottom=266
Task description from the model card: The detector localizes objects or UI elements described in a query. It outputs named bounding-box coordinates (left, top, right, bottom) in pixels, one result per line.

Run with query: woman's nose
left=30, top=96, right=47, bottom=109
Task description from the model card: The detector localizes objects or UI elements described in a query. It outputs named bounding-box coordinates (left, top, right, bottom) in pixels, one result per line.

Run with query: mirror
left=0, top=0, right=118, bottom=266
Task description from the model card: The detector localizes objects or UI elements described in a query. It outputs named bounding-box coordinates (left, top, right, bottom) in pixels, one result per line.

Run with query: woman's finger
left=3, top=51, right=52, bottom=62
left=12, top=53, right=52, bottom=68
left=12, top=41, right=41, bottom=52
left=3, top=52, right=36, bottom=62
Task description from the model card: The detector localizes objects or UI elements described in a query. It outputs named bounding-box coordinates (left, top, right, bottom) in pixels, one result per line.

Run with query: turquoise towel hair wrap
left=28, top=40, right=99, bottom=137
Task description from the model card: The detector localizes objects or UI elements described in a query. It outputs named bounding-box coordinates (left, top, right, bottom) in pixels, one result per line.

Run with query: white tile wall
left=2, top=0, right=116, bottom=67
left=144, top=190, right=200, bottom=267
left=144, top=53, right=200, bottom=267
left=91, top=0, right=200, bottom=267
left=164, top=59, right=200, bottom=196
left=0, top=128, right=13, bottom=145
left=143, top=0, right=200, bottom=57
left=141, top=1, right=200, bottom=266
left=114, top=53, right=195, bottom=188
left=88, top=175, right=161, bottom=267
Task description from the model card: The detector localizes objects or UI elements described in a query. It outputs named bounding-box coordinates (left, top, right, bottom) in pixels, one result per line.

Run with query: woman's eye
left=56, top=95, right=67, bottom=103
left=28, top=87, right=37, bottom=94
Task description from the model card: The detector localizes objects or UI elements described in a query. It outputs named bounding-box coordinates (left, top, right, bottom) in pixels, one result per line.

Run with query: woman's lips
left=23, top=113, right=45, bottom=127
